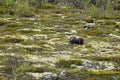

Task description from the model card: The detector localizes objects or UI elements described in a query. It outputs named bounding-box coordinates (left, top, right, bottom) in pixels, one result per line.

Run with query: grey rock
left=63, top=32, right=73, bottom=35
left=82, top=60, right=93, bottom=68
left=58, top=70, right=67, bottom=78
left=112, top=76, right=118, bottom=80
left=92, top=62, right=100, bottom=69
left=53, top=51, right=71, bottom=55
left=84, top=23, right=95, bottom=30
left=43, top=72, right=57, bottom=80
left=82, top=59, right=116, bottom=70
left=102, top=34, right=108, bottom=37
left=71, top=64, right=85, bottom=70
left=59, top=51, right=71, bottom=55
left=29, top=18, right=41, bottom=21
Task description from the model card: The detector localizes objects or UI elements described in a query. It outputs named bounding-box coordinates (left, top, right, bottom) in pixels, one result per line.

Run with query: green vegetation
left=105, top=20, right=116, bottom=25
left=0, top=20, right=10, bottom=26
left=0, top=0, right=120, bottom=80
left=84, top=56, right=120, bottom=63
left=66, top=69, right=120, bottom=80
left=0, top=36, right=24, bottom=43
left=56, top=59, right=82, bottom=68
left=0, top=75, right=6, bottom=80
left=82, top=28, right=103, bottom=36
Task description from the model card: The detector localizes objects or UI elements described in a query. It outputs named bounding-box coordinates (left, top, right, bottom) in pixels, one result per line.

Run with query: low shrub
left=0, top=75, right=6, bottom=80
left=85, top=16, right=94, bottom=23
left=56, top=59, right=82, bottom=68
left=82, top=28, right=103, bottom=36
left=0, top=20, right=9, bottom=26
left=112, top=56, right=120, bottom=64
left=105, top=20, right=116, bottom=25
left=3, top=36, right=24, bottom=43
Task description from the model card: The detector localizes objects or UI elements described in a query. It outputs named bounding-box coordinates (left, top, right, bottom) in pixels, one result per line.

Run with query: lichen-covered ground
left=0, top=8, right=120, bottom=80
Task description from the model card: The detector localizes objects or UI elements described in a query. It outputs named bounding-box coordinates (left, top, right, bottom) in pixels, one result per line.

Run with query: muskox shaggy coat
left=69, top=37, right=84, bottom=45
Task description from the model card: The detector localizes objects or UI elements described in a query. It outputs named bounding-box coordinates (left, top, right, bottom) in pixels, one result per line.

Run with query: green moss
left=25, top=46, right=42, bottom=52
left=0, top=7, right=8, bottom=14
left=86, top=77, right=102, bottom=80
left=20, top=40, right=33, bottom=45
left=83, top=56, right=120, bottom=63
left=56, top=59, right=82, bottom=68
left=90, top=56, right=112, bottom=61
left=16, top=63, right=45, bottom=73
left=6, top=22, right=24, bottom=28
left=0, top=28, right=17, bottom=34
left=105, top=20, right=116, bottom=25
left=0, top=45, right=6, bottom=50
left=114, top=24, right=120, bottom=29
left=40, top=4, right=56, bottom=9
left=85, top=16, right=94, bottom=23
left=91, top=71, right=120, bottom=76
left=18, top=29, right=41, bottom=35
left=114, top=4, right=120, bottom=10
left=0, top=20, right=9, bottom=26
left=18, top=29, right=35, bottom=33
left=82, top=28, right=103, bottom=36
left=16, top=62, right=59, bottom=73
left=1, top=36, right=24, bottom=43
left=112, top=56, right=120, bottom=64
left=0, top=66, right=13, bottom=74
left=20, top=13, right=35, bottom=17
left=0, top=55, right=24, bottom=66
left=0, top=75, right=6, bottom=80
left=66, top=69, right=120, bottom=80
left=40, top=31, right=55, bottom=34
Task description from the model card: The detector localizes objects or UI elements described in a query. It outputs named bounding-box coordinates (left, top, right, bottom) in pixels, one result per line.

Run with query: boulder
left=58, top=70, right=67, bottom=79
left=84, top=23, right=95, bottom=30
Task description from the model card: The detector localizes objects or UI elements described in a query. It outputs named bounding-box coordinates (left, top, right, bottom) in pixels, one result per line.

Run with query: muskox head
left=69, top=37, right=84, bottom=45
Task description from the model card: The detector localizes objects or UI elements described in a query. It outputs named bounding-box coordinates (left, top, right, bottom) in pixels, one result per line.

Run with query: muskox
left=69, top=37, right=84, bottom=45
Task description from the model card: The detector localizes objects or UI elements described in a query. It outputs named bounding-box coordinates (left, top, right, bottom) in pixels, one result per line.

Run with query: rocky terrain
left=0, top=1, right=120, bottom=80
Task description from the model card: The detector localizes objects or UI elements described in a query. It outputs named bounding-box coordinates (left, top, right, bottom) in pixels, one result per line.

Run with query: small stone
left=44, top=73, right=57, bottom=80
left=64, top=32, right=73, bottom=35
left=84, top=23, right=95, bottom=30
left=71, top=64, right=85, bottom=70
left=29, top=18, right=40, bottom=21
left=102, top=34, right=108, bottom=37
left=58, top=70, right=67, bottom=78
left=59, top=51, right=71, bottom=55
left=82, top=60, right=93, bottom=68
left=61, top=16, right=67, bottom=19
left=70, top=30, right=77, bottom=34
left=109, top=34, right=120, bottom=39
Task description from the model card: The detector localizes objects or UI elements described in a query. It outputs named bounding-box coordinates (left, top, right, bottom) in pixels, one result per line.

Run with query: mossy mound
left=0, top=20, right=9, bottom=26
left=0, top=36, right=24, bottom=43
left=82, top=28, right=103, bottom=36
left=105, top=20, right=116, bottom=25
left=85, top=16, right=94, bottom=23
left=56, top=59, right=82, bottom=68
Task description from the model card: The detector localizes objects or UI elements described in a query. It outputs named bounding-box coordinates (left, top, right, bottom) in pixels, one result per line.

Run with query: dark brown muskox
left=69, top=37, right=84, bottom=45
